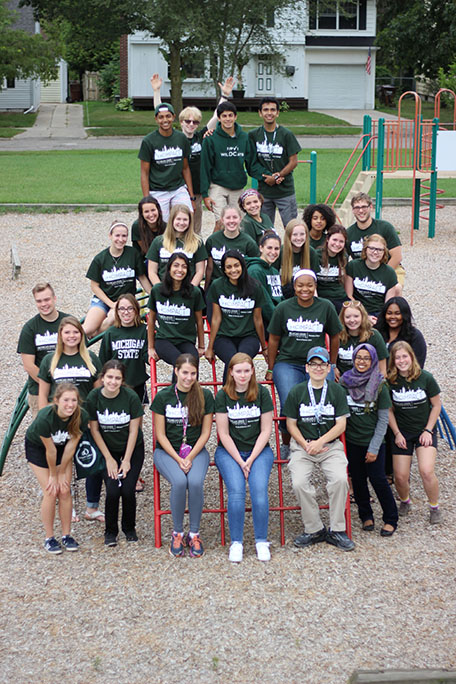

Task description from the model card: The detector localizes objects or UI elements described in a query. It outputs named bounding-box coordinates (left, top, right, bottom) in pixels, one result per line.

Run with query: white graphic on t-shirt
left=266, top=274, right=282, bottom=297
left=154, top=146, right=184, bottom=161
left=190, top=141, right=202, bottom=155
left=287, top=317, right=324, bottom=333
left=102, top=266, right=135, bottom=283
left=35, top=331, right=58, bottom=348
left=219, top=294, right=255, bottom=310
left=159, top=247, right=193, bottom=260
left=220, top=146, right=243, bottom=159
left=111, top=338, right=144, bottom=359
left=51, top=429, right=69, bottom=445
left=156, top=301, right=191, bottom=317
left=299, top=403, right=335, bottom=418
left=338, top=346, right=354, bottom=361
left=53, top=365, right=91, bottom=380
left=317, top=265, right=339, bottom=280
left=347, top=396, right=375, bottom=410
left=97, top=409, right=131, bottom=426
left=350, top=239, right=363, bottom=255
left=256, top=141, right=284, bottom=157
left=227, top=404, right=261, bottom=420
left=353, top=277, right=386, bottom=294
left=392, top=387, right=427, bottom=403
left=211, top=246, right=226, bottom=262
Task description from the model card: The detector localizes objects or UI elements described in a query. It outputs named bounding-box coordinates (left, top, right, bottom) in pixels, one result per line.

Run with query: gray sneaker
left=280, top=444, right=290, bottom=461
left=326, top=530, right=355, bottom=552
left=294, top=527, right=327, bottom=548
left=398, top=500, right=411, bottom=516
left=430, top=507, right=442, bottom=524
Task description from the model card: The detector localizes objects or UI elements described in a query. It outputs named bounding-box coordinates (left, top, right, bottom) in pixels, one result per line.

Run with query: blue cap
left=307, top=346, right=330, bottom=363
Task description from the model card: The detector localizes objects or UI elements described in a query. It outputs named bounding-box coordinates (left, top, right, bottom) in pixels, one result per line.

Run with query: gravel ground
left=1, top=206, right=455, bottom=684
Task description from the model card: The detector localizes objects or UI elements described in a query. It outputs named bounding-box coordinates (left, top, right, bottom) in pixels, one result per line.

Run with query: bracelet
left=189, top=195, right=196, bottom=201
left=422, top=428, right=433, bottom=434
left=266, top=369, right=273, bottom=375
left=261, top=347, right=267, bottom=352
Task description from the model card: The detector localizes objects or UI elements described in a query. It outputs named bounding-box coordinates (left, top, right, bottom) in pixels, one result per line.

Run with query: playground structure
left=326, top=89, right=456, bottom=242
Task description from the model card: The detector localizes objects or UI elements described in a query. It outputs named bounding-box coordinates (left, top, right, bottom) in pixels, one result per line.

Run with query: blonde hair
left=223, top=353, right=258, bottom=402
left=53, top=382, right=83, bottom=440
left=50, top=316, right=96, bottom=377
left=387, top=341, right=422, bottom=384
left=163, top=204, right=200, bottom=254
left=179, top=106, right=202, bottom=124
left=339, top=301, right=373, bottom=345
left=361, top=233, right=389, bottom=264
left=281, top=219, right=311, bottom=287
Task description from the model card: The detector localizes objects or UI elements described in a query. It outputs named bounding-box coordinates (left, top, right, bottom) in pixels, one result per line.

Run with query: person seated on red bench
left=284, top=346, right=354, bottom=552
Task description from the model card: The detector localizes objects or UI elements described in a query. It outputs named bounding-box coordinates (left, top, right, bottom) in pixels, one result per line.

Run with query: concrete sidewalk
left=313, top=108, right=399, bottom=125
left=13, top=103, right=87, bottom=142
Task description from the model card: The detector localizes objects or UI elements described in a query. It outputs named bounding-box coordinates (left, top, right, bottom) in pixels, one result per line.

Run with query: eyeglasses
left=118, top=306, right=135, bottom=313
left=355, top=356, right=372, bottom=363
left=307, top=361, right=328, bottom=368
left=183, top=119, right=200, bottom=125
left=366, top=246, right=384, bottom=253
left=352, top=204, right=371, bottom=211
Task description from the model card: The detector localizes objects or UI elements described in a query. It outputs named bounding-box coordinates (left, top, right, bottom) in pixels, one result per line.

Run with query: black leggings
left=104, top=442, right=145, bottom=536
left=213, top=335, right=260, bottom=382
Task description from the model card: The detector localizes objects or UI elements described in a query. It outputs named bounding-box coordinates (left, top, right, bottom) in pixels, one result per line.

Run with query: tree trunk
left=169, top=43, right=183, bottom=113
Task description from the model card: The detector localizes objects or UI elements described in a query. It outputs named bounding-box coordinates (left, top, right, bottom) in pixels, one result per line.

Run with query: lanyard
left=263, top=126, right=278, bottom=172
left=307, top=380, right=328, bottom=425
left=174, top=385, right=189, bottom=443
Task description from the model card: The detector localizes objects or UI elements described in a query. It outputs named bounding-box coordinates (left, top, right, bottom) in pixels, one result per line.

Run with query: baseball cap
left=306, top=346, right=330, bottom=363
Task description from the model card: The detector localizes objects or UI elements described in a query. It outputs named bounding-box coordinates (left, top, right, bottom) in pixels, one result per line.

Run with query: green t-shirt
left=86, top=246, right=145, bottom=302
left=248, top=125, right=301, bottom=198
left=38, top=350, right=101, bottom=402
left=246, top=257, right=283, bottom=325
left=388, top=370, right=440, bottom=435
left=315, top=252, right=347, bottom=302
left=215, top=385, right=273, bottom=452
left=146, top=235, right=207, bottom=281
left=26, top=404, right=89, bottom=448
left=346, top=260, right=398, bottom=314
left=344, top=383, right=391, bottom=446
left=138, top=129, right=190, bottom=191
left=347, top=218, right=401, bottom=259
left=310, top=232, right=327, bottom=250
left=240, top=212, right=276, bottom=245
left=337, top=329, right=389, bottom=374
left=268, top=296, right=342, bottom=365
left=188, top=128, right=206, bottom=195
left=151, top=384, right=214, bottom=451
left=130, top=218, right=162, bottom=257
left=99, top=324, right=148, bottom=387
left=208, top=277, right=264, bottom=338
left=205, top=230, right=259, bottom=283
left=86, top=386, right=144, bottom=452
left=283, top=380, right=349, bottom=441
left=17, top=311, right=71, bottom=395
left=148, top=284, right=204, bottom=343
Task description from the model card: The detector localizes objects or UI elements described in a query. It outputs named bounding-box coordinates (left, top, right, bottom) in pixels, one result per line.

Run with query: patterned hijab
left=340, top=343, right=384, bottom=405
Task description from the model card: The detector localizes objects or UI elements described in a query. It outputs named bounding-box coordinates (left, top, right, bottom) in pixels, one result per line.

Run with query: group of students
left=18, top=187, right=442, bottom=560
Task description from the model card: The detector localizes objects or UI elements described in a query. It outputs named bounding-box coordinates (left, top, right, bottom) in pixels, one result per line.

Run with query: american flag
left=365, top=47, right=372, bottom=75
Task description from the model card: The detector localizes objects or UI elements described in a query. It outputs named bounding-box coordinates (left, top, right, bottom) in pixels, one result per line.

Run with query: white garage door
left=308, top=64, right=366, bottom=109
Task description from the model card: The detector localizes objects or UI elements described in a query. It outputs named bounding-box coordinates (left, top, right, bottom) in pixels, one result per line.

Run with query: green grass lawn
left=0, top=111, right=37, bottom=138
left=84, top=101, right=360, bottom=137
left=1, top=148, right=455, bottom=206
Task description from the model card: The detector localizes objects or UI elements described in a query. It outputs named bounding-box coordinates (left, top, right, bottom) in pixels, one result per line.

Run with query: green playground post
left=362, top=115, right=372, bottom=171
left=413, top=179, right=421, bottom=231
left=428, top=118, right=439, bottom=238
left=375, top=118, right=385, bottom=219
left=310, top=150, right=317, bottom=203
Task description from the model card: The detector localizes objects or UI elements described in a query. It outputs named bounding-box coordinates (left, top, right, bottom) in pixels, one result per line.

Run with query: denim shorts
left=89, top=296, right=110, bottom=313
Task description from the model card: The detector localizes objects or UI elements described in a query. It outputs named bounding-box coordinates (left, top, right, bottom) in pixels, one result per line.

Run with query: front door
left=256, top=56, right=273, bottom=95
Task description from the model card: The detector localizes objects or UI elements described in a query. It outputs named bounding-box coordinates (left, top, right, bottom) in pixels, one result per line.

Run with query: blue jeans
left=214, top=445, right=274, bottom=543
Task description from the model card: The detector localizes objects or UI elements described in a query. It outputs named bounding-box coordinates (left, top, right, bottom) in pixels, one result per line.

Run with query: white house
left=0, top=0, right=67, bottom=111
left=124, top=0, right=377, bottom=110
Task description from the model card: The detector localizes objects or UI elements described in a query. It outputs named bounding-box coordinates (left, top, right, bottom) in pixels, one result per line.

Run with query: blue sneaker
left=44, top=537, right=62, bottom=554
left=61, top=535, right=79, bottom=552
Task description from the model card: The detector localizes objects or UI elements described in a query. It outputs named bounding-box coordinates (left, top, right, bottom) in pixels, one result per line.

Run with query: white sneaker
left=229, top=541, right=243, bottom=562
left=256, top=541, right=271, bottom=562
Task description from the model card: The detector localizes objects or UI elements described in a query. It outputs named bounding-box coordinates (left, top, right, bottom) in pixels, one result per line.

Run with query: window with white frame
left=309, top=0, right=366, bottom=31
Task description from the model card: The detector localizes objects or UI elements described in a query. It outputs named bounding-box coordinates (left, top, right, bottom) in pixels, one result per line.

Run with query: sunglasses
left=183, top=119, right=200, bottom=125
left=342, top=300, right=362, bottom=308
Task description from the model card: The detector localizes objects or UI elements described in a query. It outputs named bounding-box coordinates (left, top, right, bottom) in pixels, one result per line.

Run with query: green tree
left=0, top=0, right=59, bottom=86
left=376, top=0, right=456, bottom=79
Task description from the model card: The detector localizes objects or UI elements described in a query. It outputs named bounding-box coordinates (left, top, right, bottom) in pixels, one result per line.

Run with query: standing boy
left=139, top=103, right=195, bottom=221
left=249, top=97, right=301, bottom=227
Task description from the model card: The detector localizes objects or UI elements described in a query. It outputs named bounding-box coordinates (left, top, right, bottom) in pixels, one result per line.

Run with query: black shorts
left=133, top=382, right=149, bottom=405
left=391, top=430, right=438, bottom=456
left=25, top=437, right=64, bottom=468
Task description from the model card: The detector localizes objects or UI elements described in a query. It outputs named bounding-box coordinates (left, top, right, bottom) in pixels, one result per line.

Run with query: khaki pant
left=288, top=438, right=348, bottom=533
left=208, top=184, right=244, bottom=222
